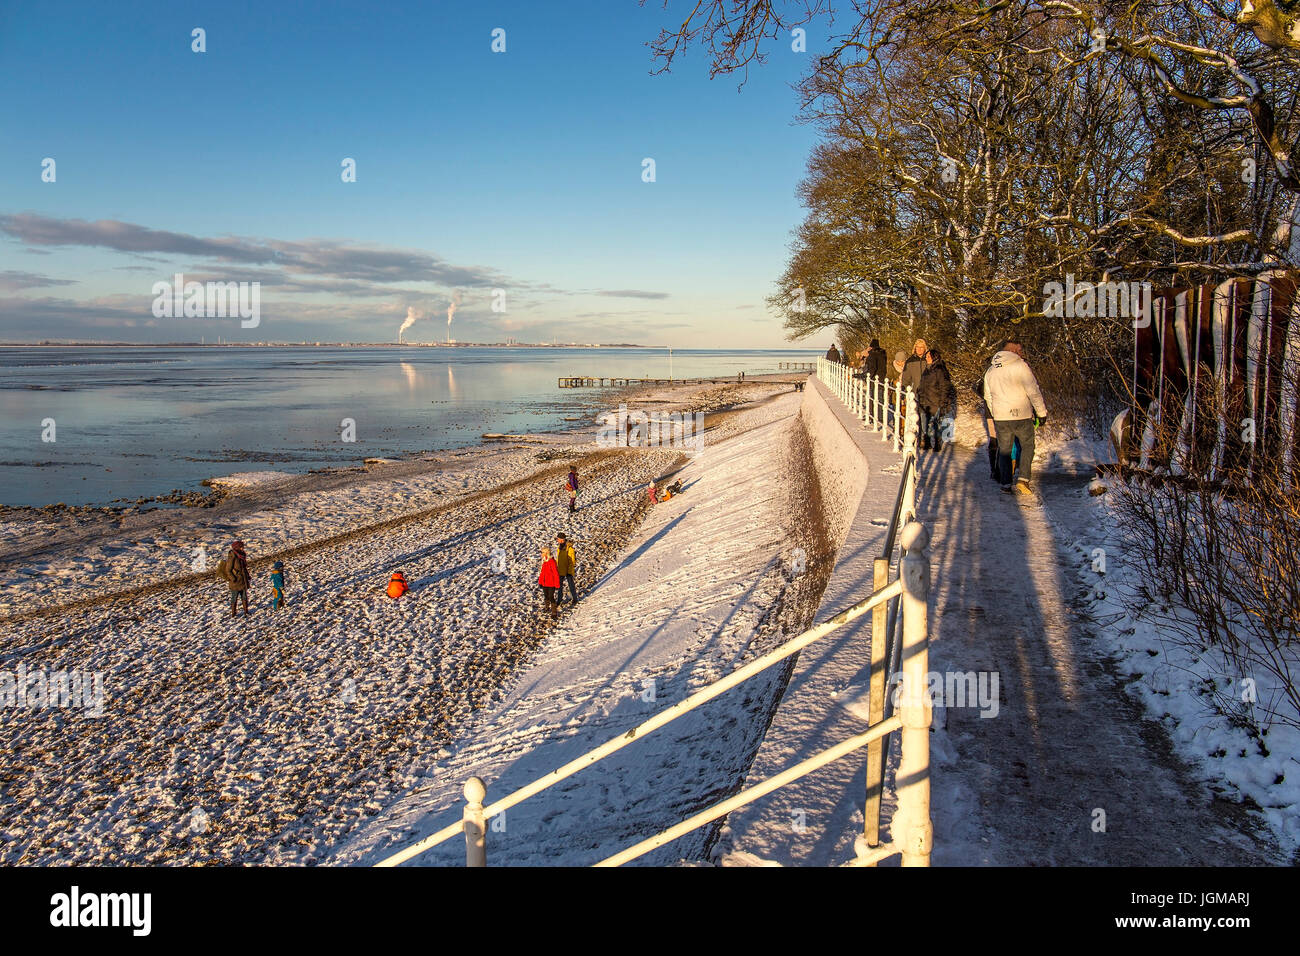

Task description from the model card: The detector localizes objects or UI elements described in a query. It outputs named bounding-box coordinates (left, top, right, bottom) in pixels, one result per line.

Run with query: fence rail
left=817, top=356, right=924, bottom=859
left=373, top=360, right=930, bottom=868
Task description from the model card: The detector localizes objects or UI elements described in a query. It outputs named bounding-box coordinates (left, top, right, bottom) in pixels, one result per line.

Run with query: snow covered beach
left=0, top=378, right=824, bottom=864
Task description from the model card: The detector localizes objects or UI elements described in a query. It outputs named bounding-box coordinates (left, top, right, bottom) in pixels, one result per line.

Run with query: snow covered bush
left=1114, top=469, right=1300, bottom=736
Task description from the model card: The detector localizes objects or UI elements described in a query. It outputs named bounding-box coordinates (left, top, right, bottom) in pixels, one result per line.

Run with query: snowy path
left=917, top=446, right=1282, bottom=865
left=337, top=390, right=831, bottom=866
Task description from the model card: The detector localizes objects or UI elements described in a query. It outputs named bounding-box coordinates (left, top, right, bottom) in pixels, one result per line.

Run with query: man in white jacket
left=982, top=340, right=1048, bottom=495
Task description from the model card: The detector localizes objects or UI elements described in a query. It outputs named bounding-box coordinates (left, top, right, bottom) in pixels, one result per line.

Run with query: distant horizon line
left=0, top=341, right=816, bottom=351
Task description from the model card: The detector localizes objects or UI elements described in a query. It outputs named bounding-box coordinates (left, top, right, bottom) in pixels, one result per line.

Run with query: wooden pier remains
left=558, top=376, right=735, bottom=388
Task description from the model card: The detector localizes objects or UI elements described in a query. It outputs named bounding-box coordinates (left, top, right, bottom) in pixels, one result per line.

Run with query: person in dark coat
left=864, top=339, right=888, bottom=380
left=918, top=348, right=956, bottom=451
left=973, top=352, right=1000, bottom=480
left=566, top=465, right=579, bottom=512
left=825, top=344, right=841, bottom=364
left=217, top=540, right=252, bottom=616
left=900, top=339, right=927, bottom=395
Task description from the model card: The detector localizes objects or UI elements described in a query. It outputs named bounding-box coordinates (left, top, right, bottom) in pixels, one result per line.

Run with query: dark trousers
left=921, top=409, right=946, bottom=451
left=994, top=419, right=1036, bottom=484
left=559, top=574, right=577, bottom=603
left=230, top=589, right=249, bottom=614
left=542, top=586, right=558, bottom=615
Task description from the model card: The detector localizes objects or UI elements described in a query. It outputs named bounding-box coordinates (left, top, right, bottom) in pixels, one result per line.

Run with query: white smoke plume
left=445, top=290, right=463, bottom=341
left=398, top=306, right=422, bottom=342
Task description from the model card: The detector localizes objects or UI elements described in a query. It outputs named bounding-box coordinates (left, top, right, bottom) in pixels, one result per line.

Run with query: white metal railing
left=816, top=356, right=912, bottom=454
left=817, top=356, right=923, bottom=861
left=373, top=361, right=930, bottom=868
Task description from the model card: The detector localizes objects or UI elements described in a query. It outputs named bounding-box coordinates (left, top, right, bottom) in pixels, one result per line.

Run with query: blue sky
left=0, top=0, right=823, bottom=346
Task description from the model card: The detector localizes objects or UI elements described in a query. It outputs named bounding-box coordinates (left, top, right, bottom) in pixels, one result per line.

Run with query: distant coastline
left=0, top=341, right=652, bottom=349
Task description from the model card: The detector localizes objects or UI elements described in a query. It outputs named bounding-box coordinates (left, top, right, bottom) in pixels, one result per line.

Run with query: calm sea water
left=0, top=346, right=816, bottom=507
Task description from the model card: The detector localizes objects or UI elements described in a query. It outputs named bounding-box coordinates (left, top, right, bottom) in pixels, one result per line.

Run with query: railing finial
left=464, top=776, right=487, bottom=867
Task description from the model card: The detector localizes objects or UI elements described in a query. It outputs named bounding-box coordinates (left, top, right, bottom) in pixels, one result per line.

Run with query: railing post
left=863, top=554, right=892, bottom=855
left=464, top=776, right=487, bottom=866
left=892, top=379, right=902, bottom=452
left=901, top=389, right=918, bottom=523
left=878, top=377, right=887, bottom=436
left=895, top=522, right=932, bottom=867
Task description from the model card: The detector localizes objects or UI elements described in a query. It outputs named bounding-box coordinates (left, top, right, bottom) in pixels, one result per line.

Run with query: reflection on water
left=400, top=361, right=420, bottom=395
left=0, top=346, right=815, bottom=506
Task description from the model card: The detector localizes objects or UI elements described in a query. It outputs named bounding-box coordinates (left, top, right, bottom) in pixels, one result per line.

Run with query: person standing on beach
left=269, top=560, right=288, bottom=610
left=566, top=465, right=579, bottom=513
left=825, top=343, right=841, bottom=364
left=983, top=338, right=1048, bottom=496
left=555, top=532, right=578, bottom=605
left=538, top=546, right=560, bottom=619
left=217, top=540, right=251, bottom=616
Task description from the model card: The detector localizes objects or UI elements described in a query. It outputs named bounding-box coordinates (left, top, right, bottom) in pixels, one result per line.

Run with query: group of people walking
left=831, top=337, right=957, bottom=452
left=537, top=532, right=579, bottom=618
left=825, top=333, right=1049, bottom=493
left=214, top=462, right=592, bottom=619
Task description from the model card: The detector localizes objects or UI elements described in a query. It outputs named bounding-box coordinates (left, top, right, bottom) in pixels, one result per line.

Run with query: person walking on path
left=538, top=546, right=561, bottom=619
left=825, top=343, right=841, bottom=364
left=555, top=532, right=578, bottom=605
left=899, top=339, right=927, bottom=397
left=269, top=560, right=288, bottom=610
left=217, top=540, right=252, bottom=616
left=983, top=339, right=1048, bottom=495
left=864, top=339, right=888, bottom=381
left=566, top=465, right=579, bottom=512
left=972, top=352, right=1001, bottom=481
left=918, top=348, right=956, bottom=452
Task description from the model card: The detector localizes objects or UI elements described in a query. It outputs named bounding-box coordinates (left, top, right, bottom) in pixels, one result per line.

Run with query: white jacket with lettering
left=982, top=350, right=1048, bottom=421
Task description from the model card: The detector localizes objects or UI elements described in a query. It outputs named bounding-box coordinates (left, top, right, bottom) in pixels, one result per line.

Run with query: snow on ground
left=0, top=446, right=552, bottom=613
left=0, top=380, right=821, bottom=865
left=0, top=382, right=799, bottom=617
left=1054, top=480, right=1300, bottom=857
left=917, top=437, right=1286, bottom=864
left=336, top=388, right=829, bottom=866
left=714, top=378, right=902, bottom=866
left=0, top=446, right=679, bottom=864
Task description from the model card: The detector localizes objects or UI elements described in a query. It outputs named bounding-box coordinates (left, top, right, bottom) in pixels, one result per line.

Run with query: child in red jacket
left=538, top=547, right=560, bottom=618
